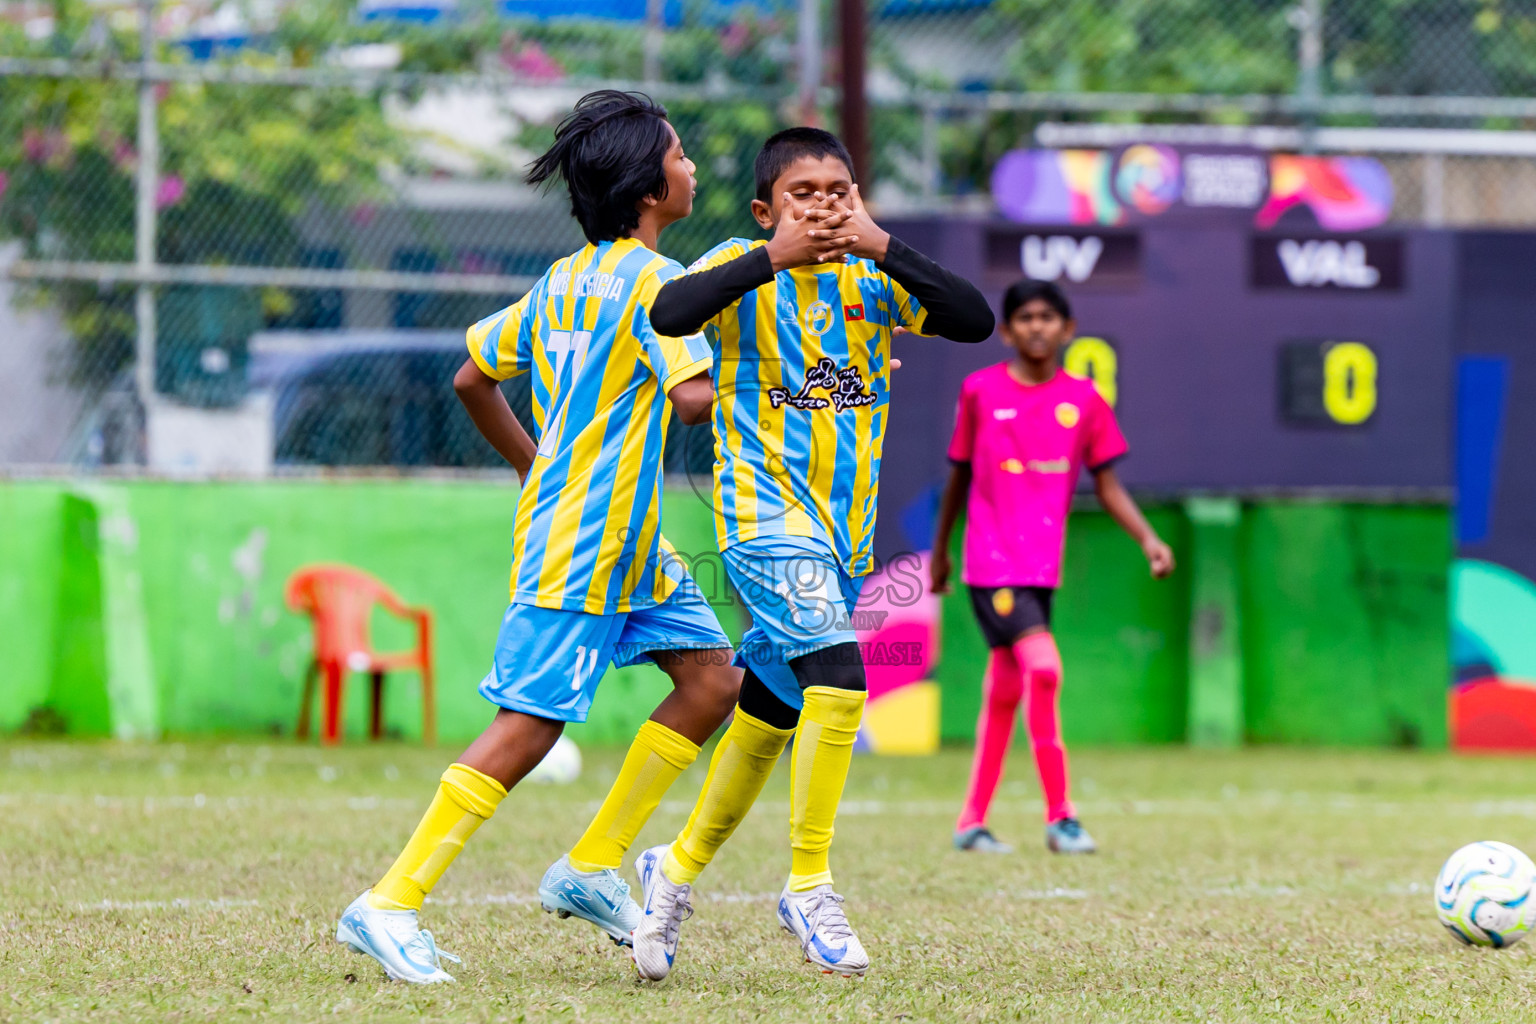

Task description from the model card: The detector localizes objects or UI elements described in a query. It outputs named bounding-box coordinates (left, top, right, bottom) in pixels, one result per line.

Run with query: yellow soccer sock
left=567, top=720, right=700, bottom=873
left=368, top=763, right=506, bottom=911
left=788, top=686, right=867, bottom=893
left=662, top=708, right=795, bottom=885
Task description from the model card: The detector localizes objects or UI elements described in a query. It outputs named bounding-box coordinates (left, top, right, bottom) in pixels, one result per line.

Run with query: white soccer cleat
left=538, top=855, right=642, bottom=946
left=1045, top=816, right=1098, bottom=854
left=776, top=884, right=870, bottom=976
left=954, top=825, right=1014, bottom=854
left=630, top=844, right=694, bottom=981
left=335, top=891, right=462, bottom=984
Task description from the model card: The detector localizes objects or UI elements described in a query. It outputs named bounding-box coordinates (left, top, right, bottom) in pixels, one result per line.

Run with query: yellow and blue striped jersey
left=468, top=237, right=712, bottom=614
left=688, top=237, right=931, bottom=577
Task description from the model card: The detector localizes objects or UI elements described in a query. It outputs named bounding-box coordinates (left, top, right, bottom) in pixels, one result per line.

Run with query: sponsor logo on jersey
left=993, top=408, right=1018, bottom=421
left=802, top=300, right=835, bottom=336
left=1002, top=456, right=1070, bottom=474
left=768, top=357, right=876, bottom=413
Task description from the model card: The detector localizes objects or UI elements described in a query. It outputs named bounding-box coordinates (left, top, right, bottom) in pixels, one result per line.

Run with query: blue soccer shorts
left=478, top=580, right=731, bottom=723
left=723, top=535, right=866, bottom=712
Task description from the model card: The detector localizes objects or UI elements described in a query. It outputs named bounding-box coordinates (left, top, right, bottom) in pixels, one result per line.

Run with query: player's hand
left=818, top=184, right=891, bottom=263
left=766, top=192, right=856, bottom=271
left=929, top=549, right=953, bottom=595
left=1144, top=537, right=1175, bottom=578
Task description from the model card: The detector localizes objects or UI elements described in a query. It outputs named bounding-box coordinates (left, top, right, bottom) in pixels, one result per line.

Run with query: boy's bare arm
left=1092, top=465, right=1175, bottom=578
left=453, top=357, right=537, bottom=481
left=929, top=461, right=972, bottom=595
left=667, top=372, right=715, bottom=426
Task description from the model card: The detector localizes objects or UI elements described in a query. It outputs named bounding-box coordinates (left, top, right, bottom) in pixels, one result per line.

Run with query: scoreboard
left=875, top=218, right=1454, bottom=557
left=1067, top=334, right=1381, bottom=429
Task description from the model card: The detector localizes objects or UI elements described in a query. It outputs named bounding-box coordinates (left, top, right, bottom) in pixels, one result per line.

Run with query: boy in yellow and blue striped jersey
left=626, top=128, right=995, bottom=979
left=336, top=91, right=742, bottom=985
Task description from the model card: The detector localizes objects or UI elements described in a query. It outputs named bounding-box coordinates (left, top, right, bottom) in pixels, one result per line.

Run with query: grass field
left=6, top=740, right=1536, bottom=1022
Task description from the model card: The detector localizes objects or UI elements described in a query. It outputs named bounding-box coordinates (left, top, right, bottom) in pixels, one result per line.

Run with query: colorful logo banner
left=992, top=146, right=1392, bottom=231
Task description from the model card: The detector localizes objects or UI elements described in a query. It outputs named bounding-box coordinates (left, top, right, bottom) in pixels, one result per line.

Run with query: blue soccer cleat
left=336, top=891, right=462, bottom=984
left=630, top=844, right=695, bottom=981
left=954, top=825, right=1014, bottom=854
left=538, top=855, right=642, bottom=946
left=1045, top=816, right=1098, bottom=854
left=777, top=884, right=870, bottom=976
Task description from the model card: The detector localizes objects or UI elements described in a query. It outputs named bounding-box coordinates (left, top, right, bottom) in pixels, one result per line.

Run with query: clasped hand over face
left=766, top=185, right=890, bottom=271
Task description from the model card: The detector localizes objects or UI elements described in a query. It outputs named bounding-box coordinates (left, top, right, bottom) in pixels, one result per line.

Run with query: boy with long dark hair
left=335, top=90, right=742, bottom=983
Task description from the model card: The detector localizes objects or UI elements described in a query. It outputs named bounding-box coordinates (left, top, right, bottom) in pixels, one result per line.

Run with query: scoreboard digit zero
left=1278, top=340, right=1379, bottom=427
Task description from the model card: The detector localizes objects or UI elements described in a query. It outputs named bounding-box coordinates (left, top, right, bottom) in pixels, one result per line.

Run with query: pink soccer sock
left=1015, top=632, right=1074, bottom=822
left=957, top=647, right=1023, bottom=832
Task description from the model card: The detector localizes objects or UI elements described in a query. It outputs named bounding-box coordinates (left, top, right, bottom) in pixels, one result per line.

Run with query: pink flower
left=505, top=40, right=563, bottom=82
left=23, top=128, right=70, bottom=165
left=721, top=21, right=752, bottom=56
left=350, top=203, right=378, bottom=228
left=156, top=174, right=185, bottom=209
left=23, top=129, right=48, bottom=163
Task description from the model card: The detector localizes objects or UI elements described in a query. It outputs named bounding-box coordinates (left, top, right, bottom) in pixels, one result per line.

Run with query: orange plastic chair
left=284, top=564, right=437, bottom=746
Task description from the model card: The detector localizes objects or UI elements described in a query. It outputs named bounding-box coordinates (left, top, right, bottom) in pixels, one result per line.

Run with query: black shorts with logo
left=967, top=585, right=1055, bottom=649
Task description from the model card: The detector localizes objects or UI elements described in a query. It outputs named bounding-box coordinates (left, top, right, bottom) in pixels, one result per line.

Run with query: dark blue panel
left=878, top=0, right=992, bottom=14
left=358, top=5, right=455, bottom=23
left=899, top=483, right=940, bottom=555
left=498, top=0, right=685, bottom=25
left=1456, top=357, right=1509, bottom=545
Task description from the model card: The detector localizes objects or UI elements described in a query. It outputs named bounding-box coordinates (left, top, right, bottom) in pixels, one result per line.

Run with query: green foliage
left=665, top=98, right=788, bottom=261
left=1325, top=0, right=1536, bottom=96
left=0, top=16, right=405, bottom=385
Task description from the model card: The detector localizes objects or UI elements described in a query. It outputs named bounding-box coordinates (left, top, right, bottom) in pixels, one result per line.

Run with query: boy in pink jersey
left=931, top=279, right=1175, bottom=854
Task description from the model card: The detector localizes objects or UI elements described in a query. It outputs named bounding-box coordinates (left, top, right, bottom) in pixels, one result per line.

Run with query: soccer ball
left=525, top=735, right=582, bottom=784
left=1434, top=841, right=1536, bottom=947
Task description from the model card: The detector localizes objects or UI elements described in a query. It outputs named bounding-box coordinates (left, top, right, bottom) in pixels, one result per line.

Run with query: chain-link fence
left=3, top=0, right=1536, bottom=471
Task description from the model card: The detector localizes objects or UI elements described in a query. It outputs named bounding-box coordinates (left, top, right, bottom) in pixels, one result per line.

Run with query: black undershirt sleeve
left=877, top=236, right=995, bottom=343
left=650, top=246, right=775, bottom=338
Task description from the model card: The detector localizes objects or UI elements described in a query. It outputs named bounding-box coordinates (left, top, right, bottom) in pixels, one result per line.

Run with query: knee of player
left=1028, top=666, right=1061, bottom=693
left=790, top=642, right=867, bottom=693
left=701, top=661, right=744, bottom=713
left=669, top=652, right=741, bottom=711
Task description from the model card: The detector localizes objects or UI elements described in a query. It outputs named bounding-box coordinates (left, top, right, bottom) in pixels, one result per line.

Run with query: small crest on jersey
left=1055, top=402, right=1081, bottom=428
left=802, top=300, right=835, bottom=337
left=993, top=408, right=1017, bottom=421
left=768, top=357, right=877, bottom=413
left=844, top=303, right=864, bottom=321
left=992, top=588, right=1016, bottom=617
left=1001, top=458, right=1026, bottom=474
